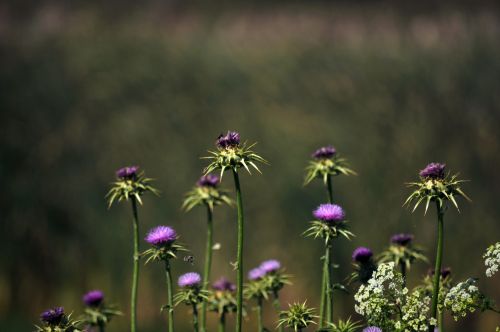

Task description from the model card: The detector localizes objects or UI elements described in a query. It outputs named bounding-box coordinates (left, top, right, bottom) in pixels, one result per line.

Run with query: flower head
left=116, top=165, right=139, bottom=180
left=260, top=259, right=281, bottom=274
left=312, top=146, right=336, bottom=159
left=40, top=307, right=65, bottom=326
left=352, top=247, right=373, bottom=263
left=197, top=174, right=220, bottom=187
left=363, top=327, right=382, bottom=332
left=313, top=203, right=345, bottom=223
left=212, top=277, right=236, bottom=292
left=429, top=267, right=451, bottom=279
left=216, top=131, right=241, bottom=149
left=277, top=301, right=318, bottom=330
left=83, top=290, right=104, bottom=307
left=248, top=267, right=266, bottom=281
left=419, top=163, right=446, bottom=179
left=390, top=233, right=414, bottom=246
left=145, top=226, right=177, bottom=246
left=178, top=272, right=202, bottom=288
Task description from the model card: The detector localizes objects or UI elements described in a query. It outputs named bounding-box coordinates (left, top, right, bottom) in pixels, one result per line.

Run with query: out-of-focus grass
left=1, top=4, right=500, bottom=331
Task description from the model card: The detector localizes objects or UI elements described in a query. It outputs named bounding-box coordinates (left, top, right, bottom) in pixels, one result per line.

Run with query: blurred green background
left=1, top=1, right=500, bottom=331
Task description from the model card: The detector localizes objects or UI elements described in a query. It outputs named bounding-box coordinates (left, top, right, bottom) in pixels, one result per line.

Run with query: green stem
left=257, top=297, right=263, bottom=332
left=165, top=260, right=175, bottom=332
left=319, top=175, right=334, bottom=327
left=438, top=308, right=444, bottom=332
left=326, top=241, right=333, bottom=324
left=98, top=322, right=105, bottom=332
left=273, top=292, right=284, bottom=332
left=218, top=313, right=226, bottom=332
left=400, top=262, right=407, bottom=288
left=193, top=303, right=199, bottom=332
left=130, top=197, right=140, bottom=332
left=200, top=206, right=213, bottom=332
left=232, top=170, right=244, bottom=332
left=429, top=202, right=444, bottom=332
left=326, top=175, right=333, bottom=203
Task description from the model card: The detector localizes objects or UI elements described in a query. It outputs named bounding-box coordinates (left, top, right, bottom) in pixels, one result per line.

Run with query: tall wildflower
left=183, top=174, right=233, bottom=332
left=143, top=225, right=186, bottom=332
left=304, top=145, right=355, bottom=327
left=304, top=203, right=354, bottom=326
left=81, top=290, right=122, bottom=332
left=378, top=233, right=428, bottom=286
left=203, top=131, right=267, bottom=332
left=404, top=162, right=469, bottom=332
left=35, top=307, right=81, bottom=332
left=175, top=272, right=209, bottom=332
left=208, top=277, right=237, bottom=332
left=106, top=166, right=158, bottom=332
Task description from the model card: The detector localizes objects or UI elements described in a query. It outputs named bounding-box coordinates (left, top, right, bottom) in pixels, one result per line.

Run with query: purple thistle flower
left=260, top=259, right=281, bottom=274
left=312, top=146, right=336, bottom=159
left=40, top=307, right=65, bottom=325
left=352, top=247, right=373, bottom=263
left=248, top=267, right=266, bottom=281
left=116, top=165, right=139, bottom=180
left=83, top=290, right=104, bottom=307
left=363, top=327, right=382, bottom=332
left=419, top=162, right=446, bottom=179
left=428, top=267, right=452, bottom=279
left=212, top=277, right=236, bottom=292
left=216, top=131, right=240, bottom=149
left=178, top=272, right=202, bottom=288
left=145, top=226, right=177, bottom=246
left=390, top=233, right=414, bottom=246
left=197, top=174, right=220, bottom=187
left=313, top=203, right=345, bottom=223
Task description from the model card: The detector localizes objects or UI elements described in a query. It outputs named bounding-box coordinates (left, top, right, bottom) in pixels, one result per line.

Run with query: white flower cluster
left=355, top=263, right=440, bottom=332
left=399, top=290, right=435, bottom=332
left=483, top=242, right=500, bottom=277
left=443, top=278, right=480, bottom=320
left=354, top=262, right=407, bottom=329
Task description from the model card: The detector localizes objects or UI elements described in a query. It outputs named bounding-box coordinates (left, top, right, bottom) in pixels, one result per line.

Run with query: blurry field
left=1, top=2, right=500, bottom=331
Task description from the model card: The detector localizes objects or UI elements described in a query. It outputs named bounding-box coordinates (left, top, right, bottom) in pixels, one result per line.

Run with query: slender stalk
left=200, top=206, right=214, bottom=332
left=429, top=202, right=444, bottom=332
left=438, top=308, right=444, bottom=332
left=400, top=262, right=407, bottom=288
left=165, top=260, right=174, bottom=332
left=326, top=241, right=333, bottom=324
left=193, top=304, right=199, bottom=332
left=319, top=175, right=334, bottom=327
left=232, top=170, right=244, bottom=332
left=98, top=322, right=105, bottom=332
left=218, top=313, right=226, bottom=332
left=273, top=292, right=284, bottom=332
left=326, top=175, right=333, bottom=203
left=257, top=297, right=263, bottom=332
left=130, top=197, right=140, bottom=332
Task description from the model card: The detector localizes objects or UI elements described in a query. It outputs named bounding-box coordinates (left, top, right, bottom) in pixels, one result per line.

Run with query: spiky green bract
left=265, top=269, right=292, bottom=295
left=174, top=287, right=210, bottom=307
left=208, top=289, right=238, bottom=317
left=35, top=313, right=82, bottom=332
left=203, top=141, right=268, bottom=179
left=403, top=173, right=470, bottom=214
left=277, top=301, right=318, bottom=332
left=80, top=305, right=122, bottom=330
left=349, top=260, right=377, bottom=285
left=327, top=317, right=362, bottom=332
left=304, top=220, right=354, bottom=244
left=143, top=242, right=187, bottom=264
left=244, top=279, right=269, bottom=301
left=106, top=171, right=159, bottom=208
left=182, top=184, right=234, bottom=212
left=304, top=155, right=356, bottom=186
left=378, top=243, right=428, bottom=275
